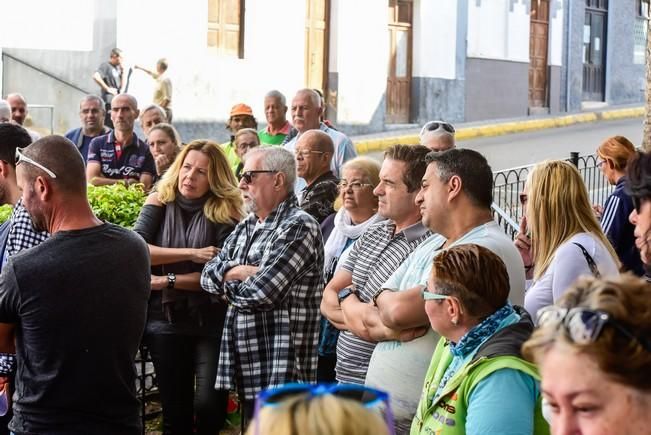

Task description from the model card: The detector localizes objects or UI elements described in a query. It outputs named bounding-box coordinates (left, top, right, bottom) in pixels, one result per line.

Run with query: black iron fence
left=491, top=151, right=614, bottom=239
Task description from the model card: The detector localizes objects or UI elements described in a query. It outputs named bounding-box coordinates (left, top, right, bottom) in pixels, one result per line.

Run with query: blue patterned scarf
left=449, top=304, right=515, bottom=357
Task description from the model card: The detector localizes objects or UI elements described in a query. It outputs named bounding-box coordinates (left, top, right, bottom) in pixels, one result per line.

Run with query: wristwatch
left=337, top=287, right=356, bottom=305
left=167, top=273, right=176, bottom=289
left=371, top=288, right=386, bottom=306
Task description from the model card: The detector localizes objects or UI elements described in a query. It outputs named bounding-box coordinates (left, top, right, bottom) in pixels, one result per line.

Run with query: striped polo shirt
left=335, top=220, right=430, bottom=384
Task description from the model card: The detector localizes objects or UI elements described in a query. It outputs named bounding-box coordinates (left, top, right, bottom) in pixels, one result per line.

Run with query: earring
left=451, top=318, right=458, bottom=326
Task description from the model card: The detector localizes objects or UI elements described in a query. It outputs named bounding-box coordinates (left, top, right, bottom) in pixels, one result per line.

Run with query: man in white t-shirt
left=362, top=148, right=525, bottom=433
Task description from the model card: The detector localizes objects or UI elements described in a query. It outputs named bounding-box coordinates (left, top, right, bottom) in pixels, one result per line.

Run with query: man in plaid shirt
left=201, top=147, right=323, bottom=429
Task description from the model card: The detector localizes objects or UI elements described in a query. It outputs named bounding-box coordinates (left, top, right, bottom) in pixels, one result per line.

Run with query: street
left=365, top=117, right=644, bottom=171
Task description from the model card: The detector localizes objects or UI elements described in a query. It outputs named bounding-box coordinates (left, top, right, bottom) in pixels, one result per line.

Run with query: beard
left=244, top=196, right=258, bottom=215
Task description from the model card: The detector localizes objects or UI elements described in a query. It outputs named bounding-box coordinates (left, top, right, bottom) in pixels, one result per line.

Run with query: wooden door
left=386, top=0, right=412, bottom=124
left=583, top=0, right=608, bottom=101
left=305, top=0, right=329, bottom=94
left=529, top=0, right=550, bottom=108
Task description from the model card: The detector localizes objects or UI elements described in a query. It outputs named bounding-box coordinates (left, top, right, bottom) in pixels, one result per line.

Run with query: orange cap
left=230, top=103, right=253, bottom=117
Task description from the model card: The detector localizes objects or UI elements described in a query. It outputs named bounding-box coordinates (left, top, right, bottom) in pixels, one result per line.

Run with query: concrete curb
left=354, top=106, right=645, bottom=154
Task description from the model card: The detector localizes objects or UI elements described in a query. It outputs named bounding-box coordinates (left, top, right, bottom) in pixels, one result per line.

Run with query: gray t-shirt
left=0, top=223, right=150, bottom=434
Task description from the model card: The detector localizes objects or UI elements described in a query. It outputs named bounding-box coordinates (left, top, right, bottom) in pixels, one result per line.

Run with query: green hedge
left=0, top=184, right=147, bottom=229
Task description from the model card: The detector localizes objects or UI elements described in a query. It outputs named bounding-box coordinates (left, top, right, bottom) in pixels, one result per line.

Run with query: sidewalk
left=351, top=104, right=644, bottom=154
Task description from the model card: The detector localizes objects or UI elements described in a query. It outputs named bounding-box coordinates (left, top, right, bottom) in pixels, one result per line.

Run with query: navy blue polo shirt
left=87, top=131, right=155, bottom=180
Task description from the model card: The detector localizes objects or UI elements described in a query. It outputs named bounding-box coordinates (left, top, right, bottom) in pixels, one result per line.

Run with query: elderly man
left=363, top=149, right=526, bottom=433
left=65, top=95, right=111, bottom=163
left=284, top=89, right=356, bottom=190
left=93, top=48, right=125, bottom=128
left=0, top=135, right=150, bottom=434
left=295, top=130, right=338, bottom=223
left=139, top=104, right=167, bottom=138
left=419, top=120, right=456, bottom=152
left=201, top=147, right=323, bottom=429
left=321, top=144, right=431, bottom=392
left=233, top=128, right=260, bottom=179
left=86, top=94, right=155, bottom=190
left=221, top=103, right=257, bottom=174
left=259, top=90, right=291, bottom=146
left=6, top=94, right=40, bottom=141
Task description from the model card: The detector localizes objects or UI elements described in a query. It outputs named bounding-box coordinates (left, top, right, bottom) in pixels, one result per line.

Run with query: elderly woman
left=147, top=123, right=181, bottom=182
left=594, top=136, right=643, bottom=275
left=233, top=127, right=261, bottom=179
left=134, top=140, right=243, bottom=435
left=412, top=244, right=548, bottom=434
left=317, top=157, right=385, bottom=382
left=515, top=160, right=619, bottom=319
left=523, top=275, right=651, bottom=434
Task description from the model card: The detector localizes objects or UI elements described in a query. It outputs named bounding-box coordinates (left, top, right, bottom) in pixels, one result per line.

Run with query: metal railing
left=491, top=151, right=614, bottom=238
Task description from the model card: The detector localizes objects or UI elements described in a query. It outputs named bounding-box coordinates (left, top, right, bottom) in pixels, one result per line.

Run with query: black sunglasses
left=240, top=170, right=277, bottom=184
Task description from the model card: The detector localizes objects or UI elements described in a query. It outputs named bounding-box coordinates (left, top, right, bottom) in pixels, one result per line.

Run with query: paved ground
left=364, top=117, right=643, bottom=171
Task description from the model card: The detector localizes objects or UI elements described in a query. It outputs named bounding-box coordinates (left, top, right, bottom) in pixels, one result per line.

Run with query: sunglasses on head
left=537, top=306, right=651, bottom=352
left=253, top=383, right=395, bottom=435
left=420, top=121, right=456, bottom=136
left=240, top=170, right=277, bottom=184
left=15, top=148, right=57, bottom=179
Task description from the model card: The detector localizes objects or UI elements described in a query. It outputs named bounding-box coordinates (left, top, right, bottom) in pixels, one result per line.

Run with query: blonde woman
left=523, top=275, right=651, bottom=434
left=133, top=140, right=243, bottom=434
left=515, top=160, right=619, bottom=320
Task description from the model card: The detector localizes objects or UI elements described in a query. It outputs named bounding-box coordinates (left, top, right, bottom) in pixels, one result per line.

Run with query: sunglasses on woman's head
left=537, top=306, right=651, bottom=352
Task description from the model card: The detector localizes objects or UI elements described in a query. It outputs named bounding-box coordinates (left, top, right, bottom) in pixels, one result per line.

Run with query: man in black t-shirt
left=0, top=135, right=151, bottom=434
left=92, top=48, right=124, bottom=128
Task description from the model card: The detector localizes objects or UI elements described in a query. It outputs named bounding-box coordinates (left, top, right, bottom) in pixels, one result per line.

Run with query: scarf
left=160, top=192, right=216, bottom=316
left=323, top=208, right=386, bottom=272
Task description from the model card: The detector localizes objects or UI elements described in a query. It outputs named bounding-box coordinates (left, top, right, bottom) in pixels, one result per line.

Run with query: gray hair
left=265, top=90, right=287, bottom=107
left=0, top=100, right=10, bottom=122
left=140, top=104, right=167, bottom=121
left=80, top=95, right=105, bottom=113
left=294, top=88, right=321, bottom=108
left=248, top=147, right=296, bottom=193
left=235, top=128, right=260, bottom=145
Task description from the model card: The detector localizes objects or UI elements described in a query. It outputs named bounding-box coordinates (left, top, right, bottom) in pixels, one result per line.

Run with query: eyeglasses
left=421, top=287, right=452, bottom=301
left=294, top=150, right=325, bottom=159
left=519, top=193, right=528, bottom=206
left=240, top=170, right=277, bottom=184
left=537, top=306, right=651, bottom=352
left=15, top=148, right=57, bottom=179
left=253, top=383, right=395, bottom=435
left=338, top=181, right=373, bottom=192
left=420, top=120, right=456, bottom=136
left=597, top=159, right=607, bottom=167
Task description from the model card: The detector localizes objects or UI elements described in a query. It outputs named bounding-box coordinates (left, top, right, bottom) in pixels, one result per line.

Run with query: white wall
left=329, top=0, right=388, bottom=125
left=412, top=0, right=457, bottom=79
left=467, top=0, right=529, bottom=62
left=116, top=0, right=306, bottom=124
left=549, top=0, right=564, bottom=66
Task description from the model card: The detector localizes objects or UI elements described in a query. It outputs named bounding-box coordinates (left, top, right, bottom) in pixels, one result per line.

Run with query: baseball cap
left=230, top=103, right=253, bottom=118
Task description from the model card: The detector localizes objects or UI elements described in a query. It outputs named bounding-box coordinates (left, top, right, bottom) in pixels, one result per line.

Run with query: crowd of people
left=0, top=48, right=649, bottom=435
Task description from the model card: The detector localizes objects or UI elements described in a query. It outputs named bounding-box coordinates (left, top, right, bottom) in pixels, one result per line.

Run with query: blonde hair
left=522, top=274, right=651, bottom=391
left=246, top=394, right=390, bottom=435
left=526, top=160, right=618, bottom=280
left=597, top=136, right=636, bottom=171
left=335, top=157, right=381, bottom=210
left=157, top=139, right=243, bottom=224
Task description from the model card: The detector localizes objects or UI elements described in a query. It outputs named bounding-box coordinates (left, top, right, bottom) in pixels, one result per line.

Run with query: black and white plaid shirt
left=5, top=200, right=49, bottom=258
left=201, top=194, right=323, bottom=400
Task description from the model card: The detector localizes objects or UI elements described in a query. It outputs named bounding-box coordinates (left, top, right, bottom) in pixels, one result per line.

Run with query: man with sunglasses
left=0, top=136, right=150, bottom=434
left=201, top=147, right=323, bottom=430
left=295, top=130, right=338, bottom=223
left=419, top=120, right=455, bottom=152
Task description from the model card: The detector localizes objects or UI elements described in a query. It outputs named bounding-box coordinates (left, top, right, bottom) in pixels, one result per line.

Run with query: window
left=637, top=0, right=650, bottom=18
left=635, top=0, right=649, bottom=64
left=207, top=0, right=244, bottom=58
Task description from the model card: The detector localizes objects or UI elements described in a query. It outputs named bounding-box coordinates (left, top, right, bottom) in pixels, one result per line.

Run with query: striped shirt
left=335, top=220, right=430, bottom=384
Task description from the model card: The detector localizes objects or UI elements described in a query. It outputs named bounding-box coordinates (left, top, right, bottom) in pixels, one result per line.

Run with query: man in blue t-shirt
left=64, top=95, right=111, bottom=164
left=86, top=94, right=155, bottom=191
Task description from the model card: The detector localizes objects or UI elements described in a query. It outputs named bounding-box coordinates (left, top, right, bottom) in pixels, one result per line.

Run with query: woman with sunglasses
left=593, top=136, right=643, bottom=275
left=247, top=384, right=391, bottom=435
left=318, top=157, right=385, bottom=381
left=412, top=244, right=548, bottom=435
left=523, top=274, right=651, bottom=434
left=133, top=140, right=243, bottom=434
left=515, top=160, right=619, bottom=321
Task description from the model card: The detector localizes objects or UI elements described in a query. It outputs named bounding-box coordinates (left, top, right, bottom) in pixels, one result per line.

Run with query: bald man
left=295, top=129, right=339, bottom=223
left=6, top=94, right=40, bottom=142
left=86, top=94, right=155, bottom=190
